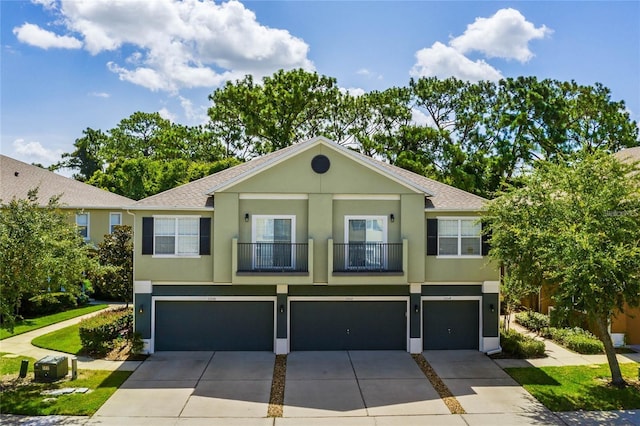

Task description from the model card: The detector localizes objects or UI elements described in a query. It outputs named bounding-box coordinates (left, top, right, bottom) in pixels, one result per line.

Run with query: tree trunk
left=594, top=315, right=626, bottom=388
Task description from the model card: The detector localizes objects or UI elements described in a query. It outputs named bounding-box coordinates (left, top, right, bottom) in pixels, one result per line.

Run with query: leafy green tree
left=208, top=69, right=344, bottom=158
left=485, top=152, right=640, bottom=387
left=0, top=189, right=99, bottom=330
left=95, top=225, right=133, bottom=306
left=57, top=128, right=107, bottom=181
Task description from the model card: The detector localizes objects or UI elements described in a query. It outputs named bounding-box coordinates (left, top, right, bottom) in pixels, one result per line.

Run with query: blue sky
left=2, top=0, right=639, bottom=168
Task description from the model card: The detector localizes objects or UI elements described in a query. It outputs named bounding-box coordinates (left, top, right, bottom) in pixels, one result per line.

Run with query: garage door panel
left=155, top=301, right=274, bottom=351
left=423, top=300, right=478, bottom=350
left=291, top=301, right=406, bottom=351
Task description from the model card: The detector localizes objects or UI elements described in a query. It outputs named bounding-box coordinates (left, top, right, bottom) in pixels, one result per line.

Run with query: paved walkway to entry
left=0, top=303, right=141, bottom=372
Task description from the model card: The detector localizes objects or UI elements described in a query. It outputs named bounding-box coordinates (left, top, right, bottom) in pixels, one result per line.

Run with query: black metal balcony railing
left=333, top=243, right=403, bottom=273
left=237, top=242, right=308, bottom=273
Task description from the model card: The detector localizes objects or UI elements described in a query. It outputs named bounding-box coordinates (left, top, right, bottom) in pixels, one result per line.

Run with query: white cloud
left=410, top=8, right=550, bottom=82
left=13, top=0, right=314, bottom=93
left=158, top=107, right=176, bottom=122
left=12, top=139, right=63, bottom=164
left=339, top=87, right=366, bottom=97
left=88, top=91, right=110, bottom=98
left=31, top=0, right=57, bottom=10
left=450, top=8, right=552, bottom=62
left=179, top=96, right=209, bottom=124
left=411, top=42, right=503, bottom=82
left=13, top=23, right=82, bottom=50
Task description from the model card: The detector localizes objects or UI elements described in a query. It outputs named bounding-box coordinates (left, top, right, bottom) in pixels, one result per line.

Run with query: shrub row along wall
left=515, top=311, right=604, bottom=354
left=79, top=308, right=132, bottom=355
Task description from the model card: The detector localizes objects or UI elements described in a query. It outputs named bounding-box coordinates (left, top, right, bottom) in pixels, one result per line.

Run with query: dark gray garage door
left=155, top=301, right=274, bottom=351
left=423, top=300, right=479, bottom=350
left=290, top=301, right=407, bottom=351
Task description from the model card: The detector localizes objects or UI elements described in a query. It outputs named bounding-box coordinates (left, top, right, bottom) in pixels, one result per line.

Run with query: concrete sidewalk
left=0, top=303, right=141, bottom=372
left=494, top=319, right=640, bottom=369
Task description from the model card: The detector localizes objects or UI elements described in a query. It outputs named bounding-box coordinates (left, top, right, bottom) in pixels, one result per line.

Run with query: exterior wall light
left=244, top=213, right=250, bottom=222
left=414, top=304, right=419, bottom=313
left=390, top=214, right=395, bottom=223
left=138, top=304, right=144, bottom=314
left=489, top=303, right=495, bottom=313
left=279, top=304, right=285, bottom=313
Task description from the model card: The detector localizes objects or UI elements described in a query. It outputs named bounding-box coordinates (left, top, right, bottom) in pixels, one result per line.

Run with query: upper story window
left=438, top=218, right=481, bottom=257
left=252, top=215, right=295, bottom=269
left=109, top=212, right=122, bottom=233
left=75, top=213, right=89, bottom=241
left=344, top=216, right=388, bottom=269
left=154, top=217, right=199, bottom=256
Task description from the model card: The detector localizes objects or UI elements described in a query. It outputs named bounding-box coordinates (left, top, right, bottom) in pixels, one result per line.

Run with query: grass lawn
left=0, top=352, right=131, bottom=416
left=32, top=323, right=83, bottom=355
left=0, top=304, right=107, bottom=340
left=506, top=363, right=640, bottom=411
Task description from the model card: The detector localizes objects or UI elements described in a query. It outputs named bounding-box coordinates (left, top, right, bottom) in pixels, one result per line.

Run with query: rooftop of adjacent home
left=0, top=155, right=133, bottom=208
left=614, top=146, right=640, bottom=162
left=131, top=136, right=487, bottom=211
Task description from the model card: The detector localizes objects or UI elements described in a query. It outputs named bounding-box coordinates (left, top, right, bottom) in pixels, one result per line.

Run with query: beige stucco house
left=129, top=137, right=500, bottom=354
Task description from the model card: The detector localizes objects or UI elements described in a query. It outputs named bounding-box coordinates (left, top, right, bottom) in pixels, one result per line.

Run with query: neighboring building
left=0, top=155, right=134, bottom=244
left=129, top=137, right=500, bottom=354
left=610, top=147, right=640, bottom=346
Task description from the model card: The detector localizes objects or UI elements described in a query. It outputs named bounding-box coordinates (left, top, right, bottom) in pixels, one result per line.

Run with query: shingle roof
left=132, top=137, right=486, bottom=210
left=614, top=147, right=640, bottom=163
left=1, top=155, right=133, bottom=208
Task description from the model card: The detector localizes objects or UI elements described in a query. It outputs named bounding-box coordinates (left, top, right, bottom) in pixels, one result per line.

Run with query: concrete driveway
left=85, top=350, right=571, bottom=425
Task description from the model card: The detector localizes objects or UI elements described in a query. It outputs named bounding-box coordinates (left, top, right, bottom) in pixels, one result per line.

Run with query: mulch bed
left=412, top=354, right=466, bottom=414
left=267, top=354, right=287, bottom=417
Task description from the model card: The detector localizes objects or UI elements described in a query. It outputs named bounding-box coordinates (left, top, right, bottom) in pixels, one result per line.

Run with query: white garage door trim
left=150, top=295, right=277, bottom=354
left=421, top=296, right=483, bottom=351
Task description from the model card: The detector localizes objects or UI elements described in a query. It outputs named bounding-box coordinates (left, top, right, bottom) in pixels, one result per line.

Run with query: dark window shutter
left=481, top=222, right=491, bottom=256
left=199, top=217, right=211, bottom=255
left=142, top=217, right=154, bottom=255
left=426, top=218, right=438, bottom=256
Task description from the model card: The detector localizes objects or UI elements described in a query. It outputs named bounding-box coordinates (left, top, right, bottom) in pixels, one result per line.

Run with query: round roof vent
left=311, top=155, right=330, bottom=174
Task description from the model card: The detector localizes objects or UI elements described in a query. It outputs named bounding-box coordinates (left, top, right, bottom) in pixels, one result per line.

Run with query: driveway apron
left=92, top=351, right=274, bottom=420
left=283, top=351, right=448, bottom=418
left=424, top=350, right=564, bottom=425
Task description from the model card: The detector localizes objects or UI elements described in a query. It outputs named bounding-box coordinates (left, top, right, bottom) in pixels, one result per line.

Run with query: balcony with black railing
left=237, top=242, right=309, bottom=273
left=333, top=242, right=403, bottom=273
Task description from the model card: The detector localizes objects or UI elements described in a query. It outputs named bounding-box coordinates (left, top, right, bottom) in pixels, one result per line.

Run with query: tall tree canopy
left=60, top=70, right=638, bottom=199
left=0, top=190, right=99, bottom=330
left=485, top=152, right=640, bottom=387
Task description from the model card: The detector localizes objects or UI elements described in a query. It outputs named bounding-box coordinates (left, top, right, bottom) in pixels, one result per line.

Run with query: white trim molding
left=409, top=338, right=422, bottom=354
left=333, top=194, right=401, bottom=201
left=482, top=337, right=501, bottom=354
left=277, top=285, right=288, bottom=294
left=276, top=338, right=288, bottom=355
left=134, top=280, right=152, bottom=294
left=409, top=283, right=422, bottom=294
left=240, top=193, right=308, bottom=200
left=482, top=281, right=500, bottom=294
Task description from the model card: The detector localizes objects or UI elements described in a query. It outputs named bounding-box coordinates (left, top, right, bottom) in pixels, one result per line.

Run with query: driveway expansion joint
left=412, top=353, right=466, bottom=415
left=267, top=354, right=287, bottom=417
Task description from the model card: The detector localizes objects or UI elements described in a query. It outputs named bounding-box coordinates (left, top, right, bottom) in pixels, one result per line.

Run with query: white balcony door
left=344, top=216, right=387, bottom=269
left=252, top=215, right=295, bottom=269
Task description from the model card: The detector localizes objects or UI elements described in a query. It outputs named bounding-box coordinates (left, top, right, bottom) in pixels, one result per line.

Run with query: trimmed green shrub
left=79, top=308, right=132, bottom=355
left=21, top=292, right=78, bottom=316
left=500, top=329, right=546, bottom=358
left=515, top=310, right=550, bottom=333
left=544, top=326, right=604, bottom=354
left=501, top=329, right=546, bottom=358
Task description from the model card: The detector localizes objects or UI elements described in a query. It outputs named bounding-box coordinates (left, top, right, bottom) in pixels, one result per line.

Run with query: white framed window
left=109, top=212, right=122, bottom=233
left=252, top=215, right=296, bottom=269
left=438, top=218, right=481, bottom=257
left=154, top=216, right=199, bottom=256
left=75, top=213, right=89, bottom=241
left=344, top=215, right=388, bottom=269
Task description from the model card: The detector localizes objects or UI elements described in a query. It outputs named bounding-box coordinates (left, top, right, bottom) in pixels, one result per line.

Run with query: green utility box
left=34, top=355, right=68, bottom=382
